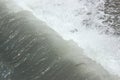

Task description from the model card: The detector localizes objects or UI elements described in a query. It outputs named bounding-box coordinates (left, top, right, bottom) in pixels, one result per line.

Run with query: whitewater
left=13, top=0, right=120, bottom=77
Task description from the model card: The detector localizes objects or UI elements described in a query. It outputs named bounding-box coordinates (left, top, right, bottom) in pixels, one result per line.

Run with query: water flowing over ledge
left=0, top=0, right=120, bottom=80
left=12, top=0, right=120, bottom=77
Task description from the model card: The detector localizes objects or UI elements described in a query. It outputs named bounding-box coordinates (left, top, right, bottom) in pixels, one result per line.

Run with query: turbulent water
left=13, top=0, right=120, bottom=76
left=0, top=0, right=120, bottom=80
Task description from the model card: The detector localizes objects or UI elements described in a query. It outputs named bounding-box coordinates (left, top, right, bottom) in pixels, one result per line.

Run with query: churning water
left=12, top=0, right=120, bottom=77
left=12, top=0, right=120, bottom=76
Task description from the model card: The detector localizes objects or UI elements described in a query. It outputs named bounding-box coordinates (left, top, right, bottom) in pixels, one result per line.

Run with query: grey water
left=0, top=0, right=120, bottom=80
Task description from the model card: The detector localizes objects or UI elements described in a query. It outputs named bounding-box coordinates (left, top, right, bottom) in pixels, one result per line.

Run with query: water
left=12, top=0, right=120, bottom=77
left=0, top=0, right=120, bottom=79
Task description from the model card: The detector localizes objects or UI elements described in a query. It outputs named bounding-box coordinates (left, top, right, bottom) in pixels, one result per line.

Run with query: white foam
left=14, top=0, right=120, bottom=76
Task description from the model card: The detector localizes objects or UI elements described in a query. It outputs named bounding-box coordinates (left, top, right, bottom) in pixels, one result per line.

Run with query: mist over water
left=10, top=0, right=120, bottom=77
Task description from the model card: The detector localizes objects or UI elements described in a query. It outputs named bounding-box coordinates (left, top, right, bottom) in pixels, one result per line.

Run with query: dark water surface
left=0, top=0, right=119, bottom=80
